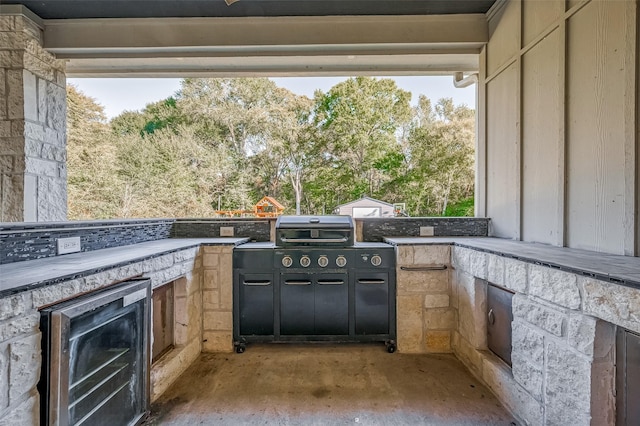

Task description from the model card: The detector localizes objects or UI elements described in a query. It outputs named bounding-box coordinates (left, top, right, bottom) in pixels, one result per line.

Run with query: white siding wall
left=482, top=0, right=638, bottom=256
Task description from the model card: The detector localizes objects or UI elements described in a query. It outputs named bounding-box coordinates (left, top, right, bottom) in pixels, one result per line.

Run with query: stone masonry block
left=31, top=280, right=81, bottom=308
left=203, top=311, right=232, bottom=331
left=567, top=313, right=598, bottom=357
left=203, top=246, right=223, bottom=254
left=512, top=353, right=543, bottom=402
left=0, top=314, right=39, bottom=344
left=37, top=78, right=47, bottom=123
left=503, top=258, right=527, bottom=293
left=451, top=331, right=483, bottom=377
left=397, top=295, right=423, bottom=353
left=397, top=270, right=448, bottom=293
left=511, top=320, right=544, bottom=366
left=482, top=356, right=544, bottom=426
left=528, top=264, right=580, bottom=310
left=425, top=330, right=451, bottom=353
left=203, top=270, right=219, bottom=290
left=202, top=331, right=233, bottom=353
left=0, top=392, right=38, bottom=426
left=0, top=293, right=29, bottom=322
left=22, top=71, right=37, bottom=122
left=203, top=289, right=220, bottom=311
left=423, top=308, right=455, bottom=330
left=7, top=70, right=25, bottom=120
left=457, top=273, right=486, bottom=348
left=413, top=245, right=450, bottom=265
left=451, top=246, right=471, bottom=271
left=0, top=344, right=8, bottom=410
left=487, top=254, right=505, bottom=287
left=219, top=252, right=232, bottom=281
left=174, top=247, right=198, bottom=263
left=581, top=277, right=640, bottom=334
left=203, top=253, right=219, bottom=268
left=512, top=294, right=566, bottom=337
left=396, top=246, right=414, bottom=266
left=468, top=249, right=487, bottom=279
left=424, top=294, right=449, bottom=308
left=544, top=341, right=592, bottom=426
left=9, top=333, right=40, bottom=404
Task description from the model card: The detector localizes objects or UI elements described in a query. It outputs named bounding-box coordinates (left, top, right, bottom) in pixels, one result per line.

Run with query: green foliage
left=444, top=197, right=475, bottom=217
left=67, top=77, right=475, bottom=219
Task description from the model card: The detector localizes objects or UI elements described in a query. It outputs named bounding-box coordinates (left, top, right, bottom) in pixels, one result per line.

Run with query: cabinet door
left=314, top=273, right=348, bottom=335
left=487, top=283, right=514, bottom=366
left=238, top=273, right=274, bottom=336
left=280, top=273, right=314, bottom=335
left=355, top=271, right=389, bottom=335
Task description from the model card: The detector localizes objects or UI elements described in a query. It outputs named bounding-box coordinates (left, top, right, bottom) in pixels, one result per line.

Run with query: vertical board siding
left=522, top=31, right=562, bottom=245
left=487, top=1, right=521, bottom=76
left=487, top=63, right=520, bottom=239
left=522, top=0, right=564, bottom=46
left=566, top=1, right=627, bottom=254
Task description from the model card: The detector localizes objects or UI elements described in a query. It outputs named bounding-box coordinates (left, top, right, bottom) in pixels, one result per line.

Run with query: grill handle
left=243, top=280, right=271, bottom=286
left=284, top=280, right=312, bottom=286
left=400, top=265, right=448, bottom=271
left=279, top=237, right=348, bottom=244
left=357, top=279, right=386, bottom=285
left=318, top=280, right=344, bottom=285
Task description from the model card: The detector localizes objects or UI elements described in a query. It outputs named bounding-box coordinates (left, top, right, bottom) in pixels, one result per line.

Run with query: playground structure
left=215, top=196, right=285, bottom=218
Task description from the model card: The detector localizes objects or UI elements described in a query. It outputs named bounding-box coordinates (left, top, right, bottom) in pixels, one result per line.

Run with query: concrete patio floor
left=146, top=344, right=517, bottom=425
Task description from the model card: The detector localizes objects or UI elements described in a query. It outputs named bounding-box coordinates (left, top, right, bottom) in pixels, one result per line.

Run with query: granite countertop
left=384, top=236, right=640, bottom=290
left=0, top=238, right=248, bottom=297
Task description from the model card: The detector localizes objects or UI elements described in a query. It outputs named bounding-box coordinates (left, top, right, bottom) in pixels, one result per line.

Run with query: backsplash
left=360, top=217, right=490, bottom=241
left=0, top=219, right=174, bottom=264
left=170, top=218, right=272, bottom=242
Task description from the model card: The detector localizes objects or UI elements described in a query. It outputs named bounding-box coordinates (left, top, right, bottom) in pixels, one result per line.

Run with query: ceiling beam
left=40, top=14, right=487, bottom=77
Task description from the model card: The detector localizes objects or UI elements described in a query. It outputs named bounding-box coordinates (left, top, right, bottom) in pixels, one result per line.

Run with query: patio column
left=0, top=10, right=67, bottom=222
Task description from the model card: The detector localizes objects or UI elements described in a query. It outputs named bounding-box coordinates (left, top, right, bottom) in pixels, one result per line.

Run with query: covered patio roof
left=0, top=1, right=495, bottom=77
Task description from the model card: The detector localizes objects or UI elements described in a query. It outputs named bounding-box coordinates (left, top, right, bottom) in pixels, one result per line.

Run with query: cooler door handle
left=357, top=279, right=386, bottom=285
left=280, top=237, right=348, bottom=243
left=284, top=280, right=312, bottom=286
left=243, top=280, right=271, bottom=286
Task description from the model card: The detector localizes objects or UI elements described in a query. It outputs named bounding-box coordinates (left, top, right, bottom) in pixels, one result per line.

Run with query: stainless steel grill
left=233, top=215, right=396, bottom=353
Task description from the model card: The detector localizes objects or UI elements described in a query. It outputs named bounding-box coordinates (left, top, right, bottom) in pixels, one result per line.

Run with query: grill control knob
left=318, top=255, right=329, bottom=268
left=282, top=256, right=293, bottom=268
left=336, top=255, right=347, bottom=268
left=371, top=255, right=382, bottom=267
left=300, top=255, right=311, bottom=268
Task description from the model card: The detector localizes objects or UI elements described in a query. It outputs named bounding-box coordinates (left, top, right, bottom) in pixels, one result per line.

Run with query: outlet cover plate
left=57, top=236, right=81, bottom=254
left=220, top=226, right=234, bottom=237
left=419, top=226, right=435, bottom=237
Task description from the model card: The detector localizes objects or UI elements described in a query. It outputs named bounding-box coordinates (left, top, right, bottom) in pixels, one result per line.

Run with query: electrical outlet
left=220, top=226, right=234, bottom=237
left=419, top=226, right=435, bottom=237
left=57, top=237, right=81, bottom=254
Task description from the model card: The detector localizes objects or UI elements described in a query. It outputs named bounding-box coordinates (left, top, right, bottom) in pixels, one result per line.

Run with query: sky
left=68, top=76, right=476, bottom=120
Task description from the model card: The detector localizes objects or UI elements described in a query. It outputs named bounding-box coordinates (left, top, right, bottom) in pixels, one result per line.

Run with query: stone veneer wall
left=395, top=245, right=456, bottom=353
left=450, top=246, right=618, bottom=426
left=171, top=218, right=273, bottom=242
left=0, top=247, right=202, bottom=424
left=0, top=219, right=174, bottom=264
left=201, top=246, right=234, bottom=352
left=0, top=14, right=67, bottom=222
left=360, top=217, right=490, bottom=242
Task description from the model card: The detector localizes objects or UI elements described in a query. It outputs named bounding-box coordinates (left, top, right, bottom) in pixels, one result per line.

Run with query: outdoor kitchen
left=2, top=0, right=640, bottom=425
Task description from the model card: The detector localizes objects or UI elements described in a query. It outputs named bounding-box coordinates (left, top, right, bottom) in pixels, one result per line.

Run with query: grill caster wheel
left=235, top=343, right=246, bottom=354
left=386, top=341, right=396, bottom=353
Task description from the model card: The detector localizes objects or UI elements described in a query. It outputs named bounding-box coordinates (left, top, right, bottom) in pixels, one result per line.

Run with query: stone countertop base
left=0, top=238, right=248, bottom=297
left=384, top=236, right=640, bottom=290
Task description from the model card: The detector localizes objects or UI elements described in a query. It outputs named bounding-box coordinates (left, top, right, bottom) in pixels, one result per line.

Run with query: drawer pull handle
left=400, top=265, right=447, bottom=271
left=280, top=237, right=348, bottom=243
left=488, top=309, right=496, bottom=325
left=285, top=280, right=312, bottom=286
left=358, top=279, right=386, bottom=285
left=318, top=280, right=344, bottom=285
left=243, top=280, right=271, bottom=286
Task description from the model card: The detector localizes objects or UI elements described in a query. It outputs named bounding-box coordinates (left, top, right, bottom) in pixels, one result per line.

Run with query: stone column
left=0, top=12, right=67, bottom=222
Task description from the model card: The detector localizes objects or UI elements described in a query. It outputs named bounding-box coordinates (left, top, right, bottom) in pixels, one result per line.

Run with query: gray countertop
left=0, top=238, right=248, bottom=297
left=385, top=237, right=640, bottom=289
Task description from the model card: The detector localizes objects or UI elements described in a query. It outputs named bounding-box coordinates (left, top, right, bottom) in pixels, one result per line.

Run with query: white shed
left=334, top=196, right=395, bottom=218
